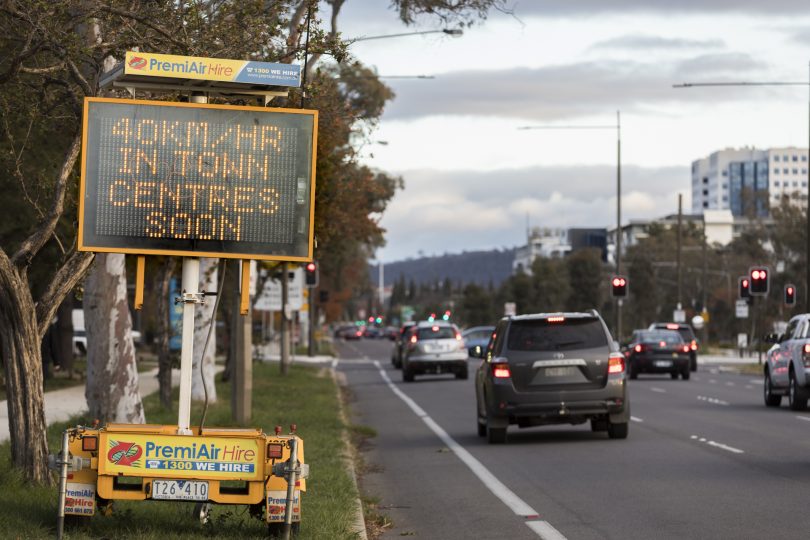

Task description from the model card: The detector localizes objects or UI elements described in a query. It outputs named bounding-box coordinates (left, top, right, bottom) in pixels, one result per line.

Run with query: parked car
left=390, top=322, right=417, bottom=369
left=474, top=311, right=628, bottom=444
left=401, top=321, right=468, bottom=382
left=763, top=313, right=810, bottom=409
left=462, top=325, right=496, bottom=357
left=335, top=325, right=363, bottom=340
left=364, top=326, right=382, bottom=339
left=623, top=329, right=691, bottom=380
left=648, top=322, right=699, bottom=371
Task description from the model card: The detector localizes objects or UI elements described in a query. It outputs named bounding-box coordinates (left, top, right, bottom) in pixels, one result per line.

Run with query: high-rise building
left=691, top=147, right=808, bottom=216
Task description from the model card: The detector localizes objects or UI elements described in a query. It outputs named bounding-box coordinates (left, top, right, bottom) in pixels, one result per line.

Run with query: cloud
left=381, top=54, right=768, bottom=121
left=591, top=34, right=725, bottom=51
left=504, top=0, right=810, bottom=17
left=378, top=164, right=688, bottom=261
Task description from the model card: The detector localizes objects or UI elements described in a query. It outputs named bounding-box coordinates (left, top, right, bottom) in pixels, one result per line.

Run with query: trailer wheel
left=194, top=502, right=213, bottom=525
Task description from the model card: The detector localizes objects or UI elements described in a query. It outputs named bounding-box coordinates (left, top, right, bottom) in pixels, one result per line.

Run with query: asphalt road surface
left=335, top=337, right=810, bottom=540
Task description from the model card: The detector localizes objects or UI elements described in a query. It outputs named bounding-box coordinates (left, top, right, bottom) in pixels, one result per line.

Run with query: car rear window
left=418, top=326, right=456, bottom=340
left=639, top=331, right=683, bottom=345
left=506, top=318, right=608, bottom=351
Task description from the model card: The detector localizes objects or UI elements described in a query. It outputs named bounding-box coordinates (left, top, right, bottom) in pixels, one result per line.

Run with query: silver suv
left=764, top=313, right=810, bottom=410
left=401, top=321, right=468, bottom=382
left=474, top=311, right=629, bottom=444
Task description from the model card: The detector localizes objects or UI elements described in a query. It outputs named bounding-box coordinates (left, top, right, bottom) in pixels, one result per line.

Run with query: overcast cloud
left=505, top=0, right=810, bottom=17
left=378, top=164, right=686, bottom=260
left=591, top=34, right=725, bottom=51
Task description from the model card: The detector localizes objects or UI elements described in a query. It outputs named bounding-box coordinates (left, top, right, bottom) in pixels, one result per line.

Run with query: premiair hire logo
left=128, top=56, right=147, bottom=70
left=108, top=440, right=143, bottom=467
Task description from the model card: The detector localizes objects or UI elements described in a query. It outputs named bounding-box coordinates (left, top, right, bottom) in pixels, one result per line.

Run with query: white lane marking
left=745, top=385, right=753, bottom=390
left=697, top=396, right=730, bottom=406
left=526, top=521, right=568, bottom=540
left=749, top=379, right=762, bottom=385
left=692, top=376, right=701, bottom=381
left=650, top=387, right=666, bottom=393
left=630, top=416, right=644, bottom=423
left=691, top=435, right=744, bottom=454
left=708, top=379, right=717, bottom=384
left=373, top=360, right=564, bottom=539
left=707, top=440, right=744, bottom=454
left=796, top=416, right=810, bottom=423
left=725, top=382, right=735, bottom=387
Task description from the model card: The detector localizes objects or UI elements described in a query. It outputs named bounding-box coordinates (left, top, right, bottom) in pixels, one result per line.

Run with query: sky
left=329, top=0, right=810, bottom=262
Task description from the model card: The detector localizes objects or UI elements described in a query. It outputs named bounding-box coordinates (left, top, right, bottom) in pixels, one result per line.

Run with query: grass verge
left=0, top=362, right=361, bottom=539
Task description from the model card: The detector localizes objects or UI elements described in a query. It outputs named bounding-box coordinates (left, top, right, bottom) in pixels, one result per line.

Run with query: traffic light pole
left=616, top=111, right=623, bottom=342
left=280, top=262, right=290, bottom=375
left=307, top=287, right=315, bottom=357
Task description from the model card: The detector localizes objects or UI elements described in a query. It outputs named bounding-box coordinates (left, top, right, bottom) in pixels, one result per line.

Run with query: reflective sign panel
left=79, top=98, right=317, bottom=260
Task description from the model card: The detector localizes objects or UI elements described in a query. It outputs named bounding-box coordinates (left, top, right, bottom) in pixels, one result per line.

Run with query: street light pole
left=675, top=74, right=810, bottom=311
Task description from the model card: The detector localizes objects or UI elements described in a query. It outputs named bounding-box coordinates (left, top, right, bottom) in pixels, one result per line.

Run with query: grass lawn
left=0, top=362, right=362, bottom=539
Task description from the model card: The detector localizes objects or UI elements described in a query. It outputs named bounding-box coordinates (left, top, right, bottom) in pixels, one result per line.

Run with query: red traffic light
left=306, top=262, right=316, bottom=272
left=611, top=275, right=628, bottom=297
left=749, top=266, right=769, bottom=295
left=785, top=284, right=797, bottom=306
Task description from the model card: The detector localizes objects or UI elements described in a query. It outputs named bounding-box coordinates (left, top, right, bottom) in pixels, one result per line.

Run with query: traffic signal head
left=785, top=284, right=796, bottom=306
left=442, top=310, right=451, bottom=321
left=304, top=261, right=318, bottom=287
left=749, top=267, right=769, bottom=295
left=738, top=276, right=751, bottom=299
left=611, top=275, right=628, bottom=297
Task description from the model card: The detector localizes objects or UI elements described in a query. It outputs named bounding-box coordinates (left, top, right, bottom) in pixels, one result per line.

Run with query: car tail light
left=547, top=316, right=565, bottom=323
left=608, top=353, right=625, bottom=375
left=803, top=344, right=810, bottom=367
left=455, top=331, right=462, bottom=340
left=666, top=324, right=679, bottom=330
left=410, top=335, right=417, bottom=344
left=682, top=345, right=690, bottom=353
left=634, top=344, right=645, bottom=353
left=690, top=340, right=698, bottom=351
left=492, top=362, right=511, bottom=378
left=659, top=341, right=666, bottom=348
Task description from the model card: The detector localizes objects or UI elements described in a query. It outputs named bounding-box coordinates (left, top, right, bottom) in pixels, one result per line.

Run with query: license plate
left=655, top=361, right=672, bottom=368
left=545, top=367, right=575, bottom=377
left=152, top=480, right=209, bottom=501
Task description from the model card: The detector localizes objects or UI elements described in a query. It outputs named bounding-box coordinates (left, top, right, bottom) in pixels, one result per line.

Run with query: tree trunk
left=55, top=300, right=75, bottom=376
left=192, top=258, right=217, bottom=402
left=157, top=257, right=177, bottom=409
left=84, top=253, right=145, bottom=424
left=0, top=255, right=51, bottom=485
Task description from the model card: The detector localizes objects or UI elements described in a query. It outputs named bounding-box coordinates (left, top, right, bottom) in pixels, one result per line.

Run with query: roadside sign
left=735, top=299, right=749, bottom=318
left=78, top=98, right=317, bottom=261
left=673, top=309, right=686, bottom=323
left=254, top=268, right=304, bottom=311
left=737, top=333, right=748, bottom=349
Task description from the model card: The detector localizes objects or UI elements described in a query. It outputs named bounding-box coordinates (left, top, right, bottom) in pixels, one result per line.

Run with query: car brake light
left=682, top=345, right=690, bottom=353
left=659, top=341, right=666, bottom=348
left=492, top=362, right=511, bottom=378
left=690, top=340, right=698, bottom=351
left=805, top=344, right=810, bottom=354
left=803, top=345, right=810, bottom=367
left=608, top=353, right=625, bottom=375
left=455, top=331, right=462, bottom=341
left=666, top=324, right=679, bottom=330
left=547, top=316, right=565, bottom=323
left=410, top=335, right=417, bottom=344
left=634, top=344, right=643, bottom=353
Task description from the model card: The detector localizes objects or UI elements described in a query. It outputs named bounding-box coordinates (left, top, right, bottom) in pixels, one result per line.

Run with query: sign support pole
left=177, top=257, right=200, bottom=434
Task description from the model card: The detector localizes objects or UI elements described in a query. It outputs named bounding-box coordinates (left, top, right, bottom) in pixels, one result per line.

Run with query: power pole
left=280, top=262, right=290, bottom=375
left=616, top=111, right=623, bottom=340
left=232, top=261, right=252, bottom=423
left=677, top=194, right=683, bottom=308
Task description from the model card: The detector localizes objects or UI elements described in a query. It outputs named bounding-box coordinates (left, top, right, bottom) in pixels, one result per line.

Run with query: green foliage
left=565, top=249, right=603, bottom=312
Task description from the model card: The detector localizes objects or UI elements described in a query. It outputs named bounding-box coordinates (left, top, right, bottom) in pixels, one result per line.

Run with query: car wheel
left=476, top=408, right=487, bottom=437
left=590, top=418, right=608, bottom=432
left=789, top=370, right=807, bottom=411
left=764, top=370, right=782, bottom=407
left=607, top=421, right=629, bottom=439
left=670, top=371, right=679, bottom=380
left=681, top=367, right=690, bottom=381
left=486, top=417, right=507, bottom=444
left=402, top=365, right=414, bottom=383
left=628, top=360, right=638, bottom=380
left=456, top=365, right=469, bottom=380
left=690, top=355, right=697, bottom=372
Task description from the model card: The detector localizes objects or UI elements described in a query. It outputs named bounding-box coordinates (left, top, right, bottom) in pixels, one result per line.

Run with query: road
left=336, top=338, right=810, bottom=539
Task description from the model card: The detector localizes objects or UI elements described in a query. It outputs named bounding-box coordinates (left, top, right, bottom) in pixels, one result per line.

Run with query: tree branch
left=35, top=251, right=94, bottom=339
left=96, top=5, right=188, bottom=50
left=11, top=133, right=81, bottom=269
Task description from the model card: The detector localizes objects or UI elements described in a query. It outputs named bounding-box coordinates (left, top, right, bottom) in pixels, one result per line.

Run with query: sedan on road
left=401, top=321, right=468, bottom=382
left=474, top=311, right=629, bottom=444
left=649, top=322, right=699, bottom=371
left=624, top=330, right=691, bottom=380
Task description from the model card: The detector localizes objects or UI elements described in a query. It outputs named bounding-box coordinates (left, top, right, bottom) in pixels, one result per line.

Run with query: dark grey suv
left=474, top=311, right=629, bottom=444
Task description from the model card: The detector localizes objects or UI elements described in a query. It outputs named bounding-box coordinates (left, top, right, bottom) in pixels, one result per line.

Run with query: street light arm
left=351, top=28, right=462, bottom=42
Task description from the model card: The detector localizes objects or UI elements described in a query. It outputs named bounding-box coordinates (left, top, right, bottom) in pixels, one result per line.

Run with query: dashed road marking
left=796, top=416, right=810, bottom=423
left=690, top=435, right=744, bottom=454
left=630, top=416, right=644, bottom=423
left=650, top=387, right=667, bottom=393
left=745, top=385, right=753, bottom=390
left=708, top=379, right=717, bottom=384
left=725, top=382, right=735, bottom=387
left=749, top=379, right=762, bottom=385
left=697, top=396, right=730, bottom=406
left=373, top=360, right=566, bottom=539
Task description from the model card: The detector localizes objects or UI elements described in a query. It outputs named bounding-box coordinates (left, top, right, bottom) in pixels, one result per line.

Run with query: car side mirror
left=763, top=333, right=779, bottom=344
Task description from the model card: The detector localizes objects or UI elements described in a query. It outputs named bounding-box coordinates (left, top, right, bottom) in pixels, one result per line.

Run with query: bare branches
left=35, top=250, right=94, bottom=339
left=96, top=5, right=189, bottom=51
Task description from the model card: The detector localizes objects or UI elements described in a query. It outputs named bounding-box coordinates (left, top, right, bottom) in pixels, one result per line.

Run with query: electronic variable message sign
left=79, top=98, right=317, bottom=261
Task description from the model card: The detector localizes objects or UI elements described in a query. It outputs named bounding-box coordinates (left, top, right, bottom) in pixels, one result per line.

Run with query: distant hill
left=369, top=248, right=517, bottom=288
